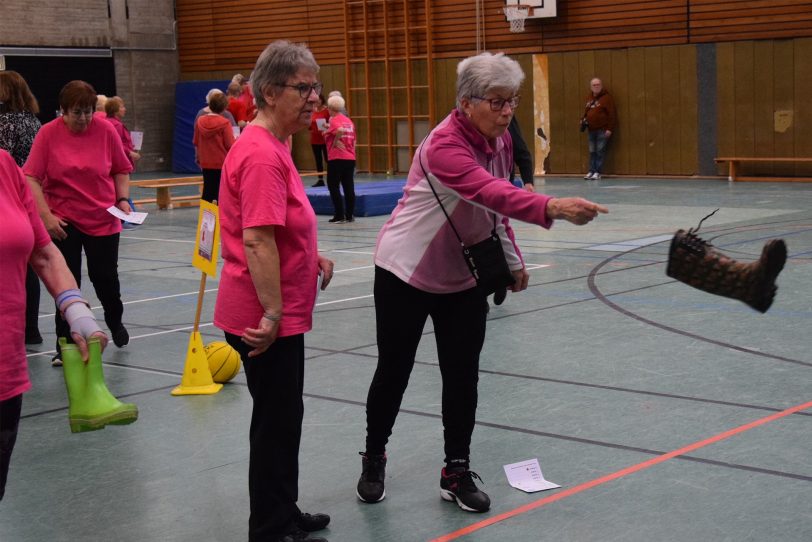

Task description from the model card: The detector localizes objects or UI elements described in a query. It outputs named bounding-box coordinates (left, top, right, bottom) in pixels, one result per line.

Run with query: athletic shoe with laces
left=592, top=173, right=601, bottom=180
left=328, top=216, right=345, bottom=224
left=584, top=172, right=594, bottom=180
left=112, top=325, right=129, bottom=348
left=295, top=511, right=330, bottom=532
left=356, top=452, right=386, bottom=503
left=440, top=466, right=490, bottom=512
left=51, top=353, right=63, bottom=367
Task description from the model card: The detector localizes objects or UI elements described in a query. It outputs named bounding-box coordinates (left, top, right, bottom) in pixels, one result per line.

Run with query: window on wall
left=5, top=54, right=116, bottom=123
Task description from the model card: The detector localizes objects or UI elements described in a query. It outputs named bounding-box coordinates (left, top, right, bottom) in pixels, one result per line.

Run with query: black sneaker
left=51, top=353, right=63, bottom=367
left=312, top=181, right=325, bottom=187
left=275, top=527, right=327, bottom=542
left=440, top=467, right=490, bottom=512
left=328, top=216, right=345, bottom=224
left=295, top=511, right=330, bottom=532
left=345, top=215, right=354, bottom=223
left=112, top=325, right=129, bottom=348
left=493, top=287, right=507, bottom=306
left=356, top=452, right=386, bottom=503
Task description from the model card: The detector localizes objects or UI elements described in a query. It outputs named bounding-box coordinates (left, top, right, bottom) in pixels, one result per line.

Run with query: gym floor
left=3, top=176, right=810, bottom=542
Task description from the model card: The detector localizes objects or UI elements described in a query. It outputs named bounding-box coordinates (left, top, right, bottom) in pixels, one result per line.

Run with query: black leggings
left=0, top=394, right=23, bottom=501
left=53, top=225, right=123, bottom=347
left=326, top=159, right=355, bottom=219
left=364, top=267, right=488, bottom=463
left=202, top=168, right=222, bottom=203
left=225, top=332, right=305, bottom=540
left=311, top=144, right=327, bottom=182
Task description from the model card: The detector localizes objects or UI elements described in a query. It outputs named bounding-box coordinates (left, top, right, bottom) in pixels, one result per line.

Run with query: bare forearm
left=29, top=243, right=77, bottom=297
left=244, top=234, right=283, bottom=316
left=114, top=173, right=130, bottom=200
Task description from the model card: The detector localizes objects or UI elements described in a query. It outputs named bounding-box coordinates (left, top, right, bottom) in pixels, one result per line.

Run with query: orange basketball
left=204, top=341, right=242, bottom=383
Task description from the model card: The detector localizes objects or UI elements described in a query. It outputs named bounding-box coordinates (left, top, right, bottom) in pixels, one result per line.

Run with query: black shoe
left=440, top=466, right=490, bottom=512
left=328, top=216, right=345, bottom=224
left=345, top=215, right=354, bottom=223
left=112, top=325, right=129, bottom=348
left=356, top=452, right=386, bottom=503
left=295, top=511, right=330, bottom=532
left=275, top=527, right=328, bottom=542
left=25, top=329, right=43, bottom=345
left=51, top=353, right=63, bottom=367
left=493, top=287, right=507, bottom=306
left=312, top=181, right=325, bottom=187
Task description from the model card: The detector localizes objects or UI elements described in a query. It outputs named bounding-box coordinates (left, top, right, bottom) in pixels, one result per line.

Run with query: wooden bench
left=131, top=177, right=203, bottom=209
left=714, top=157, right=812, bottom=182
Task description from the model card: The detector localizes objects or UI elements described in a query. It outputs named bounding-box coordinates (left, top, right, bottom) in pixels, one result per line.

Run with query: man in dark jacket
left=582, top=78, right=616, bottom=180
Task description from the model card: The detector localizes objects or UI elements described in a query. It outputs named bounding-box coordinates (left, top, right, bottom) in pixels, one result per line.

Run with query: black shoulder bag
left=417, top=141, right=515, bottom=296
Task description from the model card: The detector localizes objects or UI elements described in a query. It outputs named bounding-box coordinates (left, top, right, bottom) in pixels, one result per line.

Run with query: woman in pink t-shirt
left=24, top=80, right=134, bottom=365
left=323, top=95, right=357, bottom=223
left=214, top=41, right=335, bottom=541
left=308, top=94, right=329, bottom=187
left=105, top=96, right=141, bottom=166
left=0, top=149, right=107, bottom=501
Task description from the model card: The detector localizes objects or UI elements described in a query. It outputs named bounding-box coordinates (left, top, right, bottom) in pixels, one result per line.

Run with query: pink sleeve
left=239, top=159, right=289, bottom=228
left=22, top=126, right=49, bottom=181
left=108, top=125, right=133, bottom=175
left=121, top=126, right=134, bottom=153
left=8, top=155, right=50, bottom=249
left=427, top=138, right=553, bottom=229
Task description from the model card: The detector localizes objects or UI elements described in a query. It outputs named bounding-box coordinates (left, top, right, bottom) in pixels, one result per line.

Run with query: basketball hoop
left=503, top=5, right=532, bottom=33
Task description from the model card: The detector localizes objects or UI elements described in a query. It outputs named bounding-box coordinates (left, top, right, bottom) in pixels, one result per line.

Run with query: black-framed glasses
left=281, top=82, right=323, bottom=99
left=472, top=95, right=520, bottom=112
left=67, top=107, right=94, bottom=117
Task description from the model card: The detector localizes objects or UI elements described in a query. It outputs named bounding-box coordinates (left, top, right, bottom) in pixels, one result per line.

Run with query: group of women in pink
left=0, top=42, right=607, bottom=542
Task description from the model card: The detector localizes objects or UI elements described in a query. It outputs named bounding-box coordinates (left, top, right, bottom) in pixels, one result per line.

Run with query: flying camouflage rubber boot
left=61, top=338, right=138, bottom=433
left=666, top=229, right=787, bottom=313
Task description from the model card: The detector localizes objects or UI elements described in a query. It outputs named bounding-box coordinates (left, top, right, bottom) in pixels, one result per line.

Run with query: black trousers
left=311, top=144, right=327, bottom=182
left=53, top=225, right=123, bottom=346
left=25, top=265, right=40, bottom=335
left=326, top=159, right=355, bottom=219
left=225, top=332, right=305, bottom=541
left=201, top=168, right=222, bottom=203
left=0, top=394, right=23, bottom=501
left=365, top=267, right=488, bottom=464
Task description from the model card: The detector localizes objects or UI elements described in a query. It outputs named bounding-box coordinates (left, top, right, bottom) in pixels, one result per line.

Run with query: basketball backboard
left=504, top=0, right=557, bottom=19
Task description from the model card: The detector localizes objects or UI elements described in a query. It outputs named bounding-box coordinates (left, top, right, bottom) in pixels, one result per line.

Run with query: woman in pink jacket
left=355, top=52, right=608, bottom=513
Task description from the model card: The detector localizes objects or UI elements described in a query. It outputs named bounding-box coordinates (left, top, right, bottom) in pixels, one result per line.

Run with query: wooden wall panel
left=794, top=38, right=812, bottom=176
left=690, top=0, right=812, bottom=43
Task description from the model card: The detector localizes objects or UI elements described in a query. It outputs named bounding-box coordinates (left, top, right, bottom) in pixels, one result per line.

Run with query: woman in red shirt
left=308, top=94, right=329, bottom=187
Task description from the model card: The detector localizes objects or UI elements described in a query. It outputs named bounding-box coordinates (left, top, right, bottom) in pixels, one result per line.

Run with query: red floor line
left=429, top=399, right=812, bottom=542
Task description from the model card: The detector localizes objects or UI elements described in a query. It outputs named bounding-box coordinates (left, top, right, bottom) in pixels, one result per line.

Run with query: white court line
left=328, top=249, right=375, bottom=255
left=583, top=234, right=673, bottom=252
left=38, top=288, right=220, bottom=319
left=122, top=236, right=195, bottom=243
left=334, top=265, right=375, bottom=273
left=525, top=263, right=550, bottom=271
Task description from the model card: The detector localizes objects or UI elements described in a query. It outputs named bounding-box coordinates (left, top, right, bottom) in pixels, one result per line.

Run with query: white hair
left=327, top=95, right=345, bottom=112
left=328, top=90, right=342, bottom=98
left=455, top=52, right=524, bottom=111
left=205, top=88, right=224, bottom=104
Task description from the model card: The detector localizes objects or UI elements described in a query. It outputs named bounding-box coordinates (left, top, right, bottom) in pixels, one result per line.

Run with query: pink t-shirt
left=0, top=150, right=50, bottom=401
left=324, top=113, right=356, bottom=161
left=214, top=125, right=319, bottom=338
left=23, top=117, right=132, bottom=236
left=107, top=116, right=136, bottom=166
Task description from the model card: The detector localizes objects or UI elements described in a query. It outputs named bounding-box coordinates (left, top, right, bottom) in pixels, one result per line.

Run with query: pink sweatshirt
left=324, top=113, right=356, bottom=161
left=0, top=150, right=50, bottom=401
left=374, top=109, right=554, bottom=294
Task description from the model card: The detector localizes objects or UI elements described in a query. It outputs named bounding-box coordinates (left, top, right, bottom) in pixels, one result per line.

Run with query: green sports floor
left=3, top=176, right=811, bottom=542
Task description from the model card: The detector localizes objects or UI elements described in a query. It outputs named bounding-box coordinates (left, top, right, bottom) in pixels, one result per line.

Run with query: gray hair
left=251, top=40, right=319, bottom=109
left=327, top=95, right=345, bottom=112
left=205, top=88, right=224, bottom=104
left=455, top=52, right=524, bottom=111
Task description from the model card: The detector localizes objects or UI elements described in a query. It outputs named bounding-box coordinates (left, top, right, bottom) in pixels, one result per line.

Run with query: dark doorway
left=4, top=54, right=116, bottom=123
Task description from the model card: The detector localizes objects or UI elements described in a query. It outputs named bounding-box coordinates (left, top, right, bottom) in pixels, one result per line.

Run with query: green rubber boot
left=61, top=338, right=139, bottom=433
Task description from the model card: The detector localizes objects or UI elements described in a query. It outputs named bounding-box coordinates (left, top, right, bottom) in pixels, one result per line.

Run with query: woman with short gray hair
left=356, top=52, right=607, bottom=513
left=214, top=40, right=334, bottom=542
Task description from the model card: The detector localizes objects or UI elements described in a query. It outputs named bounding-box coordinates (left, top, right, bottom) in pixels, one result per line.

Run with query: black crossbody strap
left=416, top=138, right=497, bottom=249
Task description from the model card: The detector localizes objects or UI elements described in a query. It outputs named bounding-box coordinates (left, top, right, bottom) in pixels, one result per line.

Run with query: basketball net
left=503, top=6, right=529, bottom=33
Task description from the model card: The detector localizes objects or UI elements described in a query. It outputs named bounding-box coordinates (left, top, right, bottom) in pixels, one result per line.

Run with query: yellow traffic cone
left=171, top=331, right=223, bottom=396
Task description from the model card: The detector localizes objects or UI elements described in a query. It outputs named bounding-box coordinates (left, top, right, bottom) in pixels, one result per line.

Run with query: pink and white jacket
left=374, top=109, right=554, bottom=294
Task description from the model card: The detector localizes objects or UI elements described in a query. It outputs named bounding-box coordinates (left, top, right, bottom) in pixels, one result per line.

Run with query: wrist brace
left=63, top=302, right=103, bottom=339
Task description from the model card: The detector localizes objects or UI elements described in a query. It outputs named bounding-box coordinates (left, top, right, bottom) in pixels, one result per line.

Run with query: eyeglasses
left=472, top=95, right=520, bottom=112
left=67, top=108, right=94, bottom=117
left=280, top=82, right=323, bottom=99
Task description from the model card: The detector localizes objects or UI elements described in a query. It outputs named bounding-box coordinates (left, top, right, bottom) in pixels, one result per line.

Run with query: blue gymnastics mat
left=306, top=180, right=406, bottom=217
